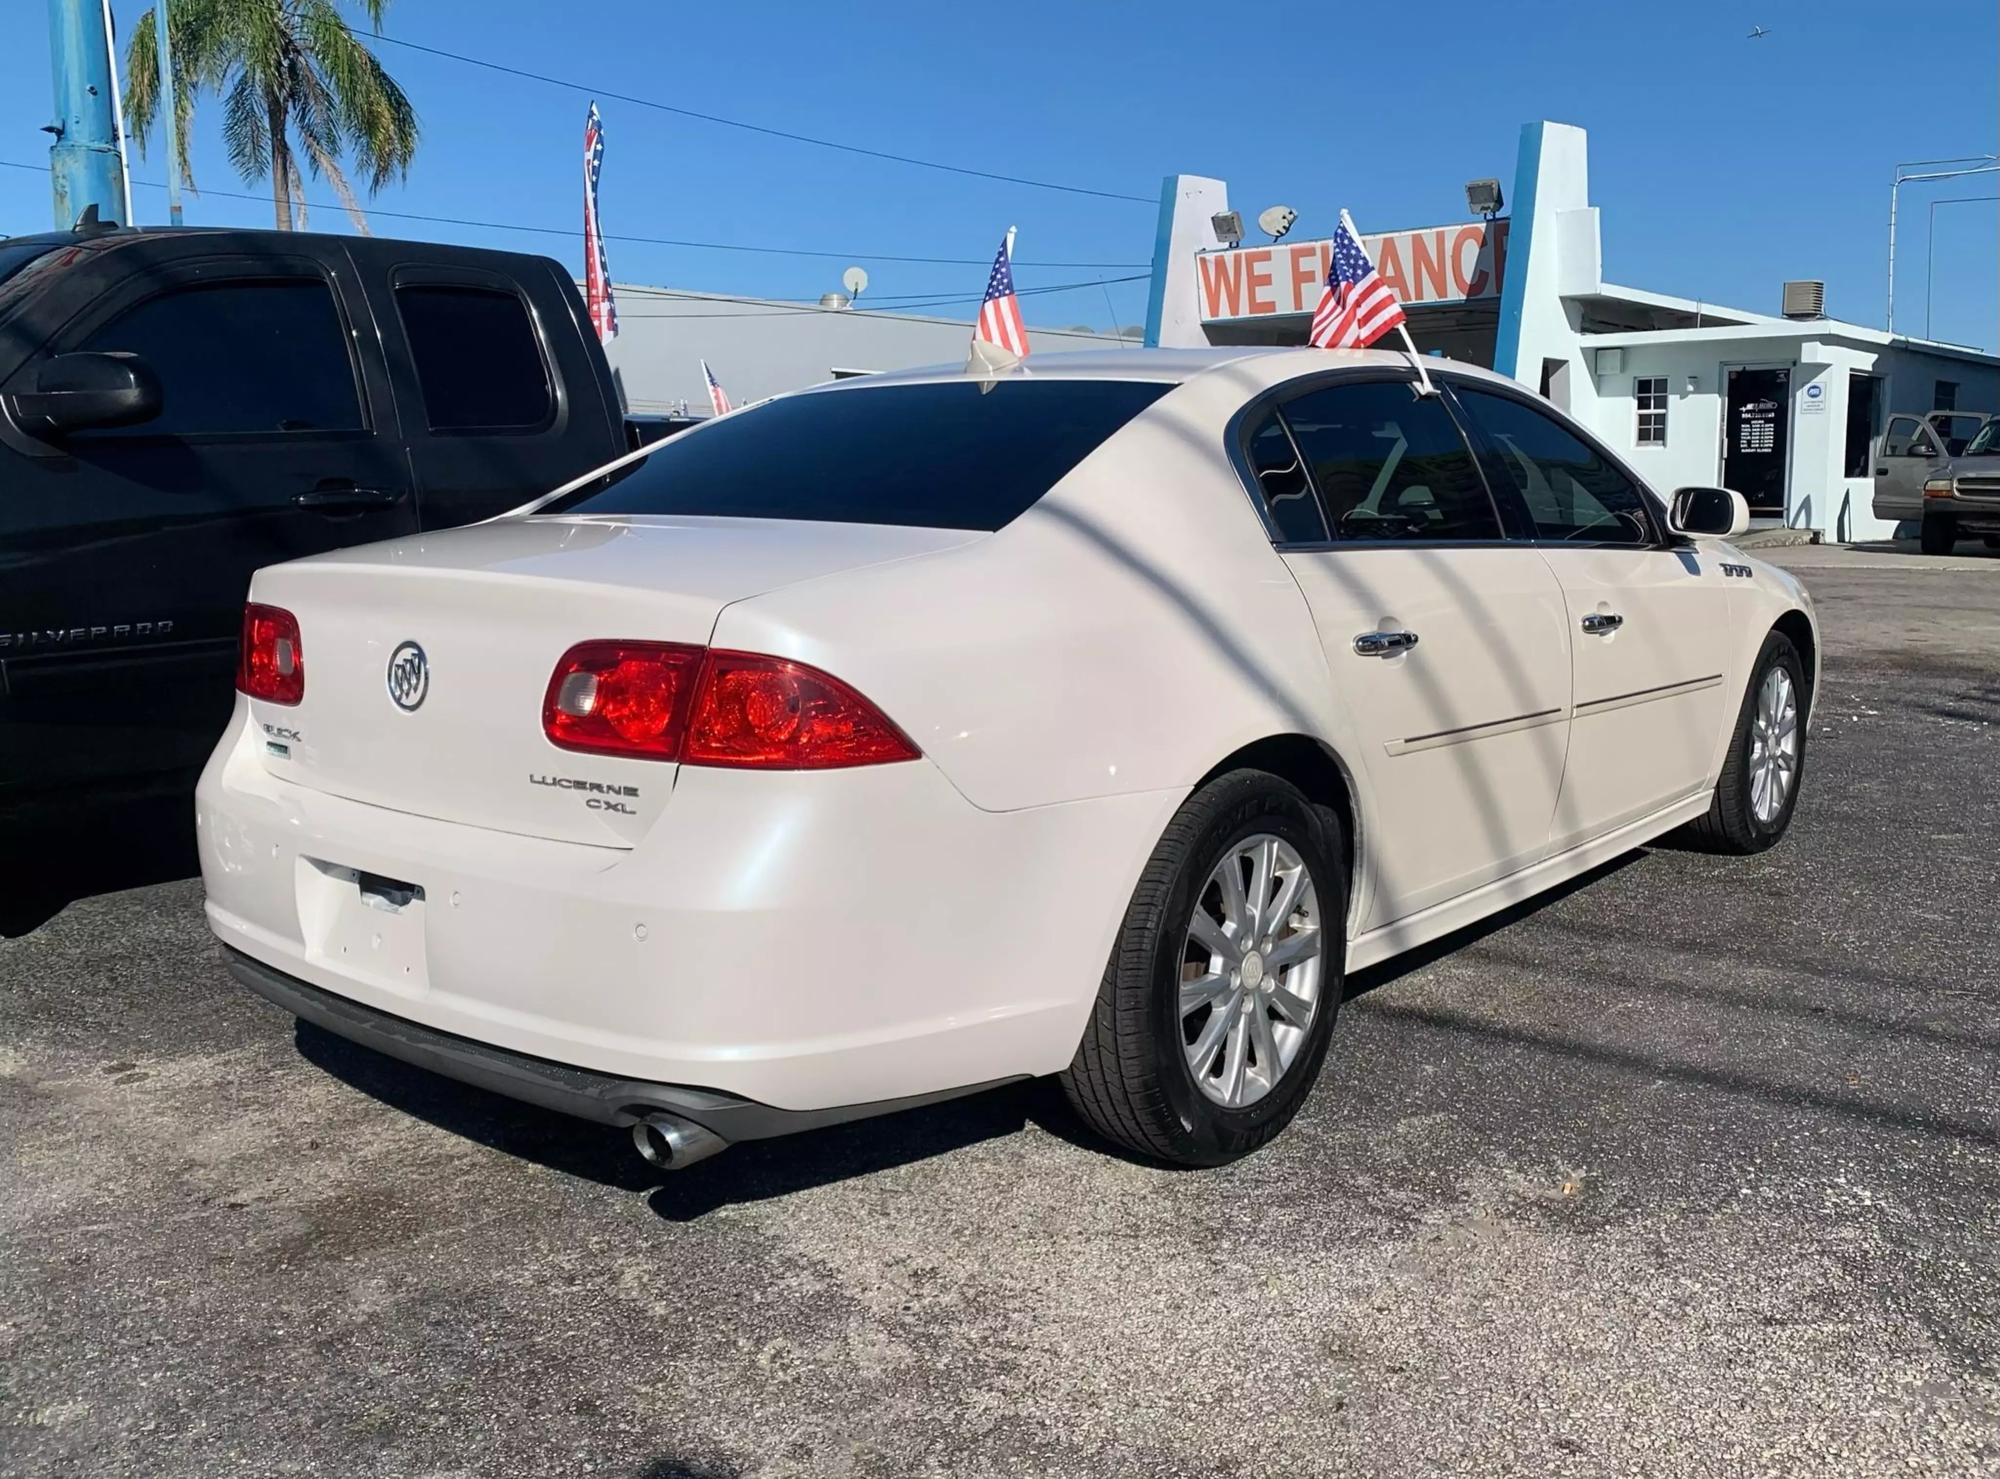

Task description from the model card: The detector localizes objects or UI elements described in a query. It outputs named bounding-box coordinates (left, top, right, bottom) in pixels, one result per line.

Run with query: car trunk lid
left=246, top=516, right=978, bottom=845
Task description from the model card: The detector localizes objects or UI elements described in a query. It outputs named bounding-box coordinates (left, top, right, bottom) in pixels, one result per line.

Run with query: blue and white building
left=1143, top=121, right=1999, bottom=541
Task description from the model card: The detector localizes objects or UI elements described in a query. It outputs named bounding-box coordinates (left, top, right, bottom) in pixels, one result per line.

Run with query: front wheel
left=1061, top=769, right=1346, bottom=1166
left=1679, top=631, right=1806, bottom=854
left=1920, top=511, right=1957, bottom=555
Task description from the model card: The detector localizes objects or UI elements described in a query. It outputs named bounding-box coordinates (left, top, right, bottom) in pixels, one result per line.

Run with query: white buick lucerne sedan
left=198, top=348, right=1816, bottom=1170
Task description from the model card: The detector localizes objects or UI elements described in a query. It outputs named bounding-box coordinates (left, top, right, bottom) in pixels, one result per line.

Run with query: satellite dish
left=841, top=266, right=869, bottom=299
left=1258, top=205, right=1298, bottom=242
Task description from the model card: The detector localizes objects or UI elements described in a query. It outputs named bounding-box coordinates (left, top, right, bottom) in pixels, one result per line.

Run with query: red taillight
left=541, top=642, right=919, bottom=769
left=542, top=641, right=705, bottom=759
left=237, top=603, right=304, bottom=705
left=684, top=650, right=920, bottom=769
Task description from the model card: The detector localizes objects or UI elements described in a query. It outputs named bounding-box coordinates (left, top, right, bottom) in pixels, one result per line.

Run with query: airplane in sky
left=1747, top=25, right=1771, bottom=38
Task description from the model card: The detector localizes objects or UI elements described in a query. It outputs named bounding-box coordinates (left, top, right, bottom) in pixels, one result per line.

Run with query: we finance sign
left=1197, top=220, right=1509, bottom=323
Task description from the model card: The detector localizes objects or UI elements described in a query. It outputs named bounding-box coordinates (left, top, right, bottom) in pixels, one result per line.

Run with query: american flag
left=583, top=102, right=618, bottom=344
left=1309, top=218, right=1405, bottom=350
left=701, top=359, right=731, bottom=416
left=973, top=230, right=1029, bottom=358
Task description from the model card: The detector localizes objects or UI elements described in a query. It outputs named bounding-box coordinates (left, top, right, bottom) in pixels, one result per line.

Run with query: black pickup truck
left=0, top=224, right=640, bottom=829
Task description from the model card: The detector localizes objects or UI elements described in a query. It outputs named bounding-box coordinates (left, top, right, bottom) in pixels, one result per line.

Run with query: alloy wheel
left=1749, top=665, right=1799, bottom=823
left=1179, top=834, right=1324, bottom=1108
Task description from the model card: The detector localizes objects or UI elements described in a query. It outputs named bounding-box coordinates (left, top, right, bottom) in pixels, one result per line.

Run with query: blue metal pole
left=46, top=0, right=127, bottom=229
left=155, top=0, right=183, bottom=224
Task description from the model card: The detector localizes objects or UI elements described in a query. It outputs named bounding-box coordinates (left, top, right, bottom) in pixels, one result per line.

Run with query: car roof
left=811, top=345, right=1526, bottom=395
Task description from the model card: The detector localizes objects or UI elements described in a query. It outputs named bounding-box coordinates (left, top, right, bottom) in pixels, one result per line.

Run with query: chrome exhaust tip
left=630, top=1112, right=728, bottom=1171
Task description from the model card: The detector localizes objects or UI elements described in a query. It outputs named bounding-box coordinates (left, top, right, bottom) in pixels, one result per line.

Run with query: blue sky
left=2, top=1, right=1994, bottom=346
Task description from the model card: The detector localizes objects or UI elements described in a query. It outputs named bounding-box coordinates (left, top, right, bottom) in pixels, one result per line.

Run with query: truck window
left=1937, top=414, right=1984, bottom=456
left=76, top=277, right=361, bottom=436
left=1966, top=419, right=1999, bottom=457
left=1881, top=417, right=1923, bottom=458
left=395, top=284, right=552, bottom=432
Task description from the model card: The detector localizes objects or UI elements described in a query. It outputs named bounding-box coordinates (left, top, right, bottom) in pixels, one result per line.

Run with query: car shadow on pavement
left=0, top=795, right=200, bottom=937
left=295, top=1021, right=1037, bottom=1217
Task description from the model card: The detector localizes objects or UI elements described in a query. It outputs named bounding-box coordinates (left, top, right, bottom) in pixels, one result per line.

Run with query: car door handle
left=1353, top=630, right=1420, bottom=657
left=293, top=486, right=408, bottom=511
left=1874, top=467, right=1888, bottom=476
left=1580, top=612, right=1625, bottom=635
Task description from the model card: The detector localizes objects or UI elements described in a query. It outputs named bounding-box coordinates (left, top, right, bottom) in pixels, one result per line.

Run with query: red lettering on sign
left=1409, top=231, right=1449, bottom=302
left=1489, top=219, right=1509, bottom=295
left=1243, top=249, right=1275, bottom=314
left=1451, top=226, right=1482, bottom=296
left=1197, top=253, right=1245, bottom=319
left=1288, top=244, right=1320, bottom=312
left=1375, top=237, right=1410, bottom=303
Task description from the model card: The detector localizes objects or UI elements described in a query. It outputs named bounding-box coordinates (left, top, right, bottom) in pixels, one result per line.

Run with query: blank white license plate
left=296, top=858, right=430, bottom=994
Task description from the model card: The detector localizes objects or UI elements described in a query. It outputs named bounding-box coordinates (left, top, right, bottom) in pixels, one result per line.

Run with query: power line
left=0, top=158, right=1147, bottom=270
left=367, top=32, right=1156, bottom=206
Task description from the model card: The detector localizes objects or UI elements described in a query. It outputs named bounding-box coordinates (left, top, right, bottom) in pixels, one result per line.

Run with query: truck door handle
left=1353, top=629, right=1420, bottom=657
left=1580, top=612, right=1625, bottom=635
left=1874, top=467, right=1887, bottom=476
left=293, top=485, right=408, bottom=511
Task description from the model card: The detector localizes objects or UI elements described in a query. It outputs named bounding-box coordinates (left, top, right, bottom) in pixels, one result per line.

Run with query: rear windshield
left=540, top=379, right=1173, bottom=531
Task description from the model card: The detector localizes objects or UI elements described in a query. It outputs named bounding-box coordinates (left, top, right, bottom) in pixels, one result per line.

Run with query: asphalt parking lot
left=4, top=541, right=1997, bottom=1478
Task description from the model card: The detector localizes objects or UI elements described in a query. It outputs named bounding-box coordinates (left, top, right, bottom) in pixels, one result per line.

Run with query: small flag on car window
left=973, top=227, right=1029, bottom=360
left=1308, top=216, right=1406, bottom=350
left=701, top=359, right=732, bottom=416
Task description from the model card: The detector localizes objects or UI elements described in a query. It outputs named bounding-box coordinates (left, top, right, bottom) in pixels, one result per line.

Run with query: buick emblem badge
left=386, top=641, right=429, bottom=712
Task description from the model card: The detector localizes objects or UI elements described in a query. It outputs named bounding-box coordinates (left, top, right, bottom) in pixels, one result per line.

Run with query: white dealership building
left=1142, top=121, right=2000, bottom=541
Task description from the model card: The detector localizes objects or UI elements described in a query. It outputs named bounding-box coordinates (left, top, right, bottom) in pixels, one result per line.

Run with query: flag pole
left=1341, top=209, right=1435, bottom=397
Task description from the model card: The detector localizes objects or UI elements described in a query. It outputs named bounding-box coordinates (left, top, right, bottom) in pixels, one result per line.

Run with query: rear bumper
left=198, top=701, right=1180, bottom=1115
left=224, top=945, right=1023, bottom=1138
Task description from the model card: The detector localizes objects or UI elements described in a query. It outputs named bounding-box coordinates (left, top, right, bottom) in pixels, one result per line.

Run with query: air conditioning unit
left=1781, top=280, right=1826, bottom=320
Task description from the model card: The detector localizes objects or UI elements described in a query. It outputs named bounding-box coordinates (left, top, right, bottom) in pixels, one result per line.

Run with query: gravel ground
left=3, top=547, right=1997, bottom=1478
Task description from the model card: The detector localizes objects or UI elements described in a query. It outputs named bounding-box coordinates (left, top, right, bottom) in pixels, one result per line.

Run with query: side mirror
left=1669, top=485, right=1750, bottom=539
left=11, top=351, right=162, bottom=436
left=1910, top=441, right=1938, bottom=459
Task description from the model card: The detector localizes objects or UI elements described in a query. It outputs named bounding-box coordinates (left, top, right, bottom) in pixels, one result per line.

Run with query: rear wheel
left=1920, top=511, right=1957, bottom=554
left=1061, top=769, right=1346, bottom=1166
left=1679, top=631, right=1805, bottom=854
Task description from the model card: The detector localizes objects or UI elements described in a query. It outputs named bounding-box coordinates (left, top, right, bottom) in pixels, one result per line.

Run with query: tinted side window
left=1243, top=408, right=1328, bottom=542
left=1454, top=387, right=1654, bottom=546
left=544, top=380, right=1171, bottom=530
left=396, top=285, right=551, bottom=431
left=77, top=278, right=360, bottom=436
left=1278, top=381, right=1499, bottom=542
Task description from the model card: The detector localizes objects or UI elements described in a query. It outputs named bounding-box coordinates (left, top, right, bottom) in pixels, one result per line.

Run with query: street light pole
left=1887, top=156, right=1998, bottom=336
left=1925, top=194, right=1999, bottom=341
left=44, top=0, right=127, bottom=229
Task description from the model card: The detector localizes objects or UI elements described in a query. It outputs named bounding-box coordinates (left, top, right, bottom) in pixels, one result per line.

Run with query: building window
left=1633, top=376, right=1668, bottom=446
left=1935, top=380, right=1959, bottom=412
left=1845, top=373, right=1883, bottom=478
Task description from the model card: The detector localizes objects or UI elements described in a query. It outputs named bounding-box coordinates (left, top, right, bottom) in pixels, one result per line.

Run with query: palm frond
left=220, top=67, right=270, bottom=182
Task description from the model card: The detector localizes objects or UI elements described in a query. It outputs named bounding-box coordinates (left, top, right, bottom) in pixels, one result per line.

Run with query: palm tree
left=123, top=0, right=420, bottom=232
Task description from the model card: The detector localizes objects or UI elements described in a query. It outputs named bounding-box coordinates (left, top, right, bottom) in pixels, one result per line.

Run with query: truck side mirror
left=1669, top=485, right=1750, bottom=539
left=11, top=351, right=162, bottom=436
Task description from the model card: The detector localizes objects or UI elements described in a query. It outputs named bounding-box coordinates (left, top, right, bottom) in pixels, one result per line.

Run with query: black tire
left=1678, top=631, right=1806, bottom=854
left=1920, top=511, right=1957, bottom=555
left=1060, top=769, right=1347, bottom=1167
